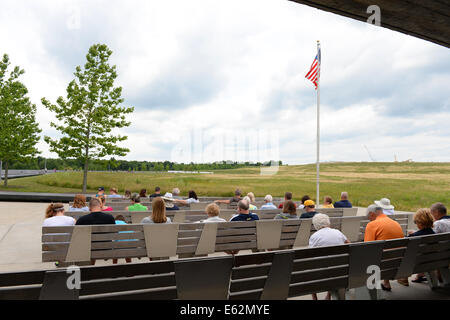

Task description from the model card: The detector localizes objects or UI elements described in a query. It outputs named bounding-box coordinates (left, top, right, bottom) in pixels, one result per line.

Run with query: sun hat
left=374, top=198, right=394, bottom=210
left=304, top=200, right=315, bottom=207
left=161, top=192, right=175, bottom=208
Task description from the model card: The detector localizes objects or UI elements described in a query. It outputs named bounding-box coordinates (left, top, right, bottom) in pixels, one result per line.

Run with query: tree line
left=6, top=158, right=282, bottom=172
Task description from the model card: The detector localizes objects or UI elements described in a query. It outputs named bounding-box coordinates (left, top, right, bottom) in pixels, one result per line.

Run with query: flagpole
left=316, top=40, right=321, bottom=206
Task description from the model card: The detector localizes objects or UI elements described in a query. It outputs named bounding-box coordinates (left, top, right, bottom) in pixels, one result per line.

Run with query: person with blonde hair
left=69, top=194, right=89, bottom=212
left=43, top=203, right=75, bottom=226
left=109, top=187, right=122, bottom=198
left=141, top=197, right=172, bottom=224
left=198, top=203, right=226, bottom=223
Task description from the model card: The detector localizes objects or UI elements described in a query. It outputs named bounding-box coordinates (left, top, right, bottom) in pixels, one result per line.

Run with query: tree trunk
left=3, top=161, right=8, bottom=187
left=82, top=158, right=88, bottom=193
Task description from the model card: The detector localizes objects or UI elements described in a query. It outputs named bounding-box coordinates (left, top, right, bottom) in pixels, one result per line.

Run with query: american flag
left=305, top=47, right=321, bottom=89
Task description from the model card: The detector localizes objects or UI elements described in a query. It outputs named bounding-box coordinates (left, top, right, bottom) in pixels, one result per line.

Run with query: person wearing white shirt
left=309, top=213, right=350, bottom=300
left=431, top=202, right=450, bottom=233
left=43, top=203, right=75, bottom=226
left=174, top=190, right=200, bottom=207
left=198, top=203, right=226, bottom=223
left=260, top=194, right=277, bottom=210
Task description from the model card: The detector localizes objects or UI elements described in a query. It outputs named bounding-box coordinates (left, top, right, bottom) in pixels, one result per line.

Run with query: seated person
left=243, top=196, right=257, bottom=210
left=108, top=187, right=122, bottom=198
left=198, top=203, right=226, bottom=223
left=298, top=195, right=311, bottom=209
left=334, top=192, right=352, bottom=208
left=123, top=190, right=132, bottom=199
left=149, top=187, right=162, bottom=199
left=161, top=193, right=180, bottom=211
left=126, top=193, right=149, bottom=211
left=141, top=197, right=172, bottom=224
left=322, top=196, right=334, bottom=208
left=374, top=198, right=395, bottom=215
left=98, top=195, right=113, bottom=211
left=278, top=192, right=296, bottom=209
left=215, top=189, right=242, bottom=205
left=139, top=188, right=148, bottom=198
left=300, top=200, right=318, bottom=218
left=69, top=194, right=89, bottom=212
left=174, top=190, right=200, bottom=206
left=260, top=194, right=277, bottom=210
left=43, top=203, right=75, bottom=226
left=76, top=198, right=116, bottom=225
left=172, top=187, right=182, bottom=200
left=275, top=200, right=298, bottom=219
left=431, top=202, right=450, bottom=234
left=309, top=213, right=350, bottom=300
left=230, top=200, right=259, bottom=221
left=95, top=186, right=105, bottom=198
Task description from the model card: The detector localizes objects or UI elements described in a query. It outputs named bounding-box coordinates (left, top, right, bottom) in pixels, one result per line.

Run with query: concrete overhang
left=289, top=0, right=450, bottom=48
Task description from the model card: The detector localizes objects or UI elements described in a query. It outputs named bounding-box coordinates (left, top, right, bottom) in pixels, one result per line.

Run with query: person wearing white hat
left=374, top=198, right=395, bottom=215
left=161, top=192, right=180, bottom=211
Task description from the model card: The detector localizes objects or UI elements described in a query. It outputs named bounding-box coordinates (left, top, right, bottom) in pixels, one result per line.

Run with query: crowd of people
left=42, top=186, right=449, bottom=297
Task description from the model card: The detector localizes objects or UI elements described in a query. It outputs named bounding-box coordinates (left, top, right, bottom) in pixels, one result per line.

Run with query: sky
left=1, top=0, right=449, bottom=165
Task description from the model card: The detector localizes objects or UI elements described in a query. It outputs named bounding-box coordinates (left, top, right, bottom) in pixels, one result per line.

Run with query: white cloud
left=1, top=0, right=449, bottom=164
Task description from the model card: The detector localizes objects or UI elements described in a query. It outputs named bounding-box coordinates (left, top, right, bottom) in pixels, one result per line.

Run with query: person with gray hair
left=260, top=194, right=277, bottom=210
left=230, top=199, right=259, bottom=221
left=334, top=191, right=352, bottom=208
left=308, top=213, right=350, bottom=300
left=172, top=187, right=182, bottom=199
left=431, top=202, right=449, bottom=234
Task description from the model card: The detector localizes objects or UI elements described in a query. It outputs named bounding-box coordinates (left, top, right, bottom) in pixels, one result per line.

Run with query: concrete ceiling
left=289, top=0, right=450, bottom=48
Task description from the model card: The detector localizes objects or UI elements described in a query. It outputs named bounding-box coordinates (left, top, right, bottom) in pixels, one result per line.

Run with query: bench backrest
left=7, top=232, right=450, bottom=300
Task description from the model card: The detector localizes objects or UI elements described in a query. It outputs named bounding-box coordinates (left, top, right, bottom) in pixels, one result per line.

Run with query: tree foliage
left=0, top=54, right=41, bottom=186
left=42, top=44, right=134, bottom=191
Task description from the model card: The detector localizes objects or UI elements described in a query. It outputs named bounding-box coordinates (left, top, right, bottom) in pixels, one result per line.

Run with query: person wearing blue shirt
left=230, top=200, right=259, bottom=221
left=260, top=194, right=277, bottom=210
left=334, top=192, right=352, bottom=208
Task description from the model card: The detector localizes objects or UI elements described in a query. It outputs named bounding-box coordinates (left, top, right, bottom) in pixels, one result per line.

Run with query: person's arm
left=215, top=199, right=230, bottom=204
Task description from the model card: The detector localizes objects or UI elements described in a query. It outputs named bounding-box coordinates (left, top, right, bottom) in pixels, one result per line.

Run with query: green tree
left=42, top=44, right=134, bottom=192
left=0, top=54, right=41, bottom=186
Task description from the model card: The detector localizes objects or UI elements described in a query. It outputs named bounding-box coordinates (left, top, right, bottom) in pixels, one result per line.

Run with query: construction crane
left=363, top=145, right=376, bottom=162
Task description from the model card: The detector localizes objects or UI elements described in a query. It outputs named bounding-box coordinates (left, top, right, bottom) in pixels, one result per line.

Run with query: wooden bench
left=5, top=232, right=450, bottom=300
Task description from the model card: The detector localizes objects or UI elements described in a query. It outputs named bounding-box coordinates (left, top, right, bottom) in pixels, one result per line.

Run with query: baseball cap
left=304, top=200, right=315, bottom=207
left=98, top=187, right=105, bottom=191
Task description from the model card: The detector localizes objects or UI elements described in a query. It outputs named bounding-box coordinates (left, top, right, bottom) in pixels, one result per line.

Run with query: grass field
left=1, top=162, right=449, bottom=211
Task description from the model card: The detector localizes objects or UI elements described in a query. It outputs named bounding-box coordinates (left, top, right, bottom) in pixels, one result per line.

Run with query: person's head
left=154, top=187, right=161, bottom=194
left=151, top=197, right=167, bottom=223
left=98, top=195, right=107, bottom=206
left=340, top=192, right=349, bottom=200
left=283, top=200, right=297, bottom=215
left=131, top=193, right=141, bottom=203
left=312, top=213, right=331, bottom=231
left=413, top=208, right=434, bottom=230
left=124, top=190, right=132, bottom=198
left=139, top=189, right=147, bottom=197
left=246, top=192, right=256, bottom=203
left=324, top=196, right=333, bottom=205
left=237, top=199, right=250, bottom=214
left=172, top=188, right=180, bottom=196
left=115, top=215, right=126, bottom=223
left=110, top=187, right=118, bottom=195
left=97, top=187, right=105, bottom=195
left=301, top=195, right=311, bottom=204
left=430, top=202, right=447, bottom=220
left=72, top=194, right=87, bottom=208
left=243, top=196, right=252, bottom=205
left=45, top=203, right=65, bottom=218
left=235, top=189, right=242, bottom=198
left=366, top=204, right=383, bottom=221
left=284, top=192, right=293, bottom=201
left=89, top=198, right=102, bottom=212
left=304, top=200, right=315, bottom=212
left=205, top=203, right=220, bottom=217
left=264, top=194, right=273, bottom=203
left=188, top=190, right=198, bottom=200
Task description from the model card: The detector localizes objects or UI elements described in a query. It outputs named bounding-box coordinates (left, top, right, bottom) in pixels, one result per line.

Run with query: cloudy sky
left=1, top=0, right=449, bottom=165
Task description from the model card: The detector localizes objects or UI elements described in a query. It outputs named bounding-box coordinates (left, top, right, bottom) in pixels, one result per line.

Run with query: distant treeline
left=5, top=157, right=283, bottom=172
